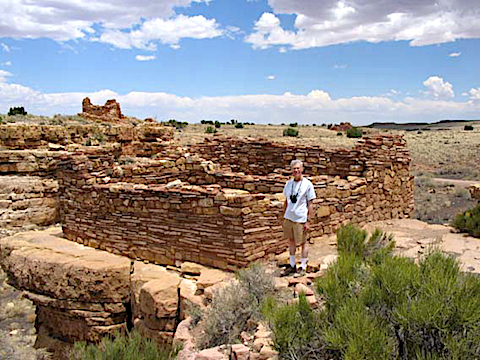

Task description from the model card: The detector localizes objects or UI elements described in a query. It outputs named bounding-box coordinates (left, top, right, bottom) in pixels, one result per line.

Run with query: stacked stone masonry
left=59, top=134, right=414, bottom=271
left=0, top=123, right=174, bottom=228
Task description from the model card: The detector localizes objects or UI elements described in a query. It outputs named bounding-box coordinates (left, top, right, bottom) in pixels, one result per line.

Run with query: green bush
left=464, top=125, right=474, bottom=131
left=453, top=203, right=480, bottom=237
left=289, top=122, right=298, bottom=127
left=337, top=132, right=343, bottom=136
left=68, top=330, right=180, bottom=360
left=346, top=127, right=363, bottom=138
left=266, top=225, right=480, bottom=359
left=235, top=123, right=244, bottom=129
left=198, top=263, right=275, bottom=349
left=8, top=106, right=27, bottom=116
left=205, top=126, right=217, bottom=134
left=283, top=127, right=298, bottom=137
left=214, top=121, right=221, bottom=129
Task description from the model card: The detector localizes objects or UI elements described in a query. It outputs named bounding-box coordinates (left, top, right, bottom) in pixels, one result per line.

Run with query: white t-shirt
left=283, top=177, right=316, bottom=223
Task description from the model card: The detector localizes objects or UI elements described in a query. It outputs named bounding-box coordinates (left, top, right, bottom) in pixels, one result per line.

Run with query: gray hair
left=290, top=159, right=303, bottom=167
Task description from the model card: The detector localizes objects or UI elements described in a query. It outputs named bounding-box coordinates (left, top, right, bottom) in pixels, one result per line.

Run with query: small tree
left=214, top=121, right=221, bottom=129
left=283, top=127, right=298, bottom=137
left=347, top=127, right=363, bottom=138
left=464, top=125, right=474, bottom=131
left=235, top=123, right=244, bottom=129
left=8, top=106, right=27, bottom=116
left=205, top=126, right=217, bottom=134
left=289, top=122, right=298, bottom=127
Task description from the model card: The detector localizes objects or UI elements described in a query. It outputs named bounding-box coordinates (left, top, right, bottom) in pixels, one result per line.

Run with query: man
left=281, top=159, right=316, bottom=276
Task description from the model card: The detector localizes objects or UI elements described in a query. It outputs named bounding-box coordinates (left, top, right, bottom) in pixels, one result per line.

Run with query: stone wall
left=58, top=134, right=413, bottom=270
left=193, top=134, right=409, bottom=178
left=0, top=123, right=174, bottom=151
left=0, top=176, right=58, bottom=228
left=82, top=97, right=123, bottom=120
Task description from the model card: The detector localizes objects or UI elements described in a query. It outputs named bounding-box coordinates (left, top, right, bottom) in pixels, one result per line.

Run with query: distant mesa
left=80, top=97, right=134, bottom=123
left=331, top=122, right=352, bottom=131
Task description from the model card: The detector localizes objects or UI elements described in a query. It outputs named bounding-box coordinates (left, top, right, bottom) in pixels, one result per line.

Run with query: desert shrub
left=235, top=123, right=244, bottom=128
left=267, top=225, right=480, bottom=359
left=464, top=125, right=474, bottom=131
left=337, top=132, right=343, bottom=136
left=346, top=127, right=362, bottom=138
left=283, top=127, right=298, bottom=137
left=205, top=126, right=217, bottom=134
left=201, top=120, right=214, bottom=125
left=8, top=106, right=27, bottom=116
left=198, top=263, right=276, bottom=349
left=453, top=203, right=480, bottom=237
left=289, top=122, right=298, bottom=127
left=214, top=121, right=221, bottom=128
left=262, top=294, right=332, bottom=360
left=166, top=119, right=188, bottom=129
left=68, top=330, right=180, bottom=360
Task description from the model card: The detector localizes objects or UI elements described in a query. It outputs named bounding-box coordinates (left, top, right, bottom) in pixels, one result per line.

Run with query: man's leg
left=288, top=237, right=296, bottom=268
left=300, top=242, right=308, bottom=270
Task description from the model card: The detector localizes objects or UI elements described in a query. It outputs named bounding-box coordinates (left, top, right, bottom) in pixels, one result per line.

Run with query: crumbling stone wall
left=82, top=97, right=122, bottom=120
left=193, top=134, right=408, bottom=178
left=58, top=135, right=414, bottom=270
left=0, top=123, right=174, bottom=151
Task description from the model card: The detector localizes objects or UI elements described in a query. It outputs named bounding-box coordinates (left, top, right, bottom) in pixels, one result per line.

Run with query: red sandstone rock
left=330, top=122, right=353, bottom=131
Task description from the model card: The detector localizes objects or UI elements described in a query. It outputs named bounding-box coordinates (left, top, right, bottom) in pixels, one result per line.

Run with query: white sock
left=289, top=255, right=296, bottom=267
left=300, top=258, right=308, bottom=270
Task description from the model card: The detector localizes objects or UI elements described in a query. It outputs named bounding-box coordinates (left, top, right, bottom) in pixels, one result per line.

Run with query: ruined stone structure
left=330, top=122, right=353, bottom=131
left=0, top=122, right=414, bottom=352
left=81, top=97, right=123, bottom=122
left=0, top=123, right=174, bottom=228
left=58, top=134, right=413, bottom=271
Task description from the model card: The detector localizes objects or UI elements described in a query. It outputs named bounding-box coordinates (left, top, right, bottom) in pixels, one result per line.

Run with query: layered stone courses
left=58, top=134, right=413, bottom=270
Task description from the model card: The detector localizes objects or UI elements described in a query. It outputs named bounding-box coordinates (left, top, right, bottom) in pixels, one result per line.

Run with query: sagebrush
left=197, top=263, right=275, bottom=349
left=68, top=330, right=180, bottom=360
left=265, top=225, right=480, bottom=359
left=453, top=203, right=480, bottom=237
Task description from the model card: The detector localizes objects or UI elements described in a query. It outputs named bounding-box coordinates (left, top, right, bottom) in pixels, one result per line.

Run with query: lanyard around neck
left=291, top=178, right=303, bottom=196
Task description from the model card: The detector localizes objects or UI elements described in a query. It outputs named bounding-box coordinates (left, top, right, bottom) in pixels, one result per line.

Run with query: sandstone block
left=139, top=276, right=181, bottom=318
left=231, top=344, right=250, bottom=360
left=197, top=269, right=229, bottom=291
left=0, top=227, right=130, bottom=303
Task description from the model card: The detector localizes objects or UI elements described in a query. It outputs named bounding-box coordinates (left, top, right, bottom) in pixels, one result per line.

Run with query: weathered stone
left=231, top=344, right=250, bottom=360
left=197, top=269, right=229, bottom=291
left=195, top=347, right=228, bottom=360
left=139, top=275, right=181, bottom=318
left=0, top=227, right=130, bottom=303
left=181, top=262, right=207, bottom=275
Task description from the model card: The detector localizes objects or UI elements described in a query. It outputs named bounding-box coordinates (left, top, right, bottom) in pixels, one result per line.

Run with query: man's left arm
left=304, top=199, right=314, bottom=231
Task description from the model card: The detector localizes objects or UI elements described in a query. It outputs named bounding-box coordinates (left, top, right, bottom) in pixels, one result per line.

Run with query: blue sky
left=0, top=0, right=480, bottom=125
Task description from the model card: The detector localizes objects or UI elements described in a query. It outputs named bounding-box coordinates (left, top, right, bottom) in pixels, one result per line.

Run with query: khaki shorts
left=283, top=218, right=308, bottom=246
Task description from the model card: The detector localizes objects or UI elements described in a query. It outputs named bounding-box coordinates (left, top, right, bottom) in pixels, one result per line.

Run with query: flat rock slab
left=0, top=227, right=131, bottom=303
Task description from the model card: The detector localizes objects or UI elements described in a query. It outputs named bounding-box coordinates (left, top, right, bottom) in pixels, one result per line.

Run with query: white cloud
left=0, top=74, right=478, bottom=124
left=0, top=1, right=220, bottom=50
left=96, top=15, right=223, bottom=50
left=423, top=76, right=454, bottom=99
left=266, top=75, right=275, bottom=80
left=449, top=52, right=461, bottom=57
left=2, top=61, right=12, bottom=67
left=0, top=70, right=12, bottom=82
left=469, top=88, right=480, bottom=101
left=1, top=43, right=10, bottom=52
left=135, top=55, right=156, bottom=61
left=334, top=64, right=347, bottom=69
left=246, top=1, right=480, bottom=50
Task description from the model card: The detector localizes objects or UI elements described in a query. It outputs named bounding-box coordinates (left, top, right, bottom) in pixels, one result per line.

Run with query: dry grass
left=404, top=124, right=480, bottom=180
left=175, top=123, right=359, bottom=148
